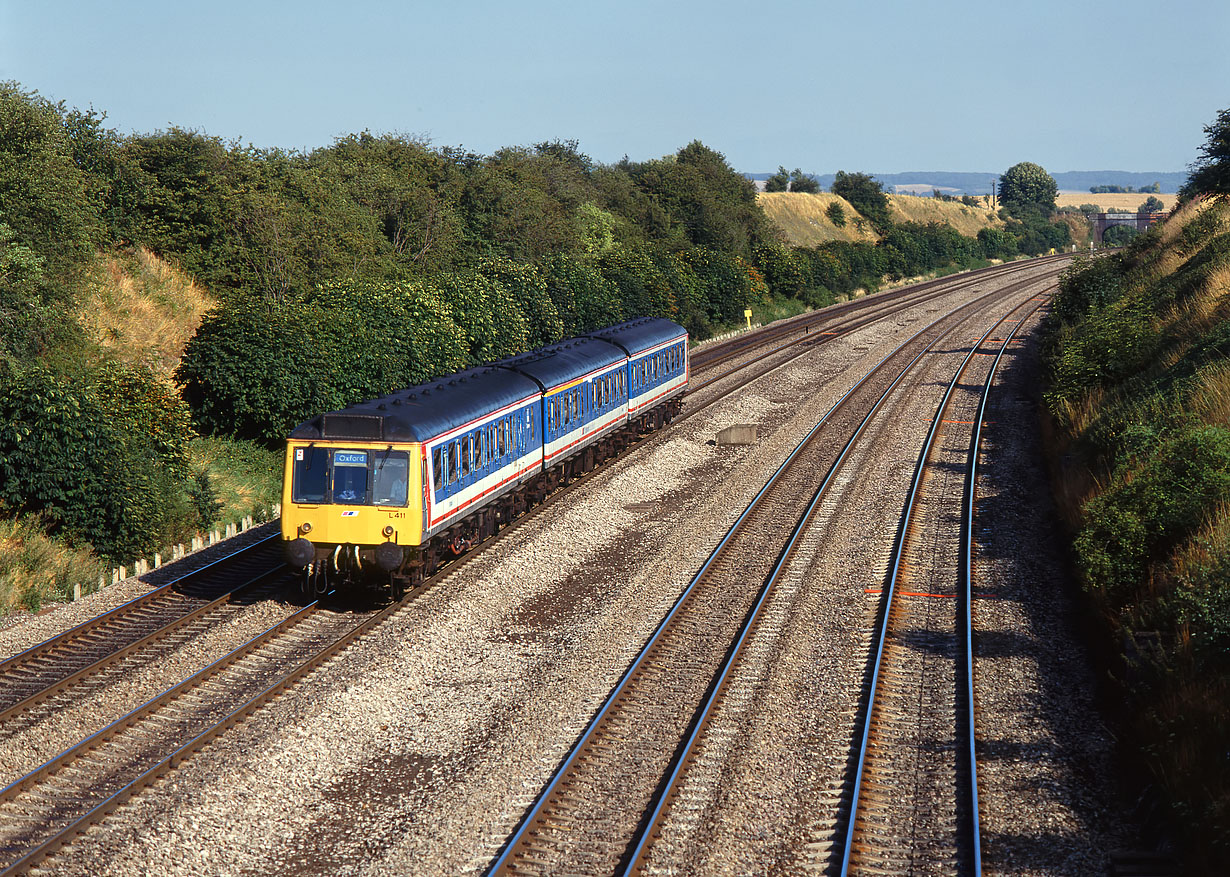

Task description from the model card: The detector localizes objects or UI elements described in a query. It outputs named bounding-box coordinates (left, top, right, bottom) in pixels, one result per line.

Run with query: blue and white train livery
left=281, top=317, right=689, bottom=596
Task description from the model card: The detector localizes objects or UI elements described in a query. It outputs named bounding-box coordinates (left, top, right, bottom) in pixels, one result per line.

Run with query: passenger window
left=447, top=444, right=458, bottom=484
left=432, top=447, right=443, bottom=492
left=372, top=451, right=409, bottom=506
left=461, top=435, right=471, bottom=476
left=292, top=447, right=328, bottom=504
left=476, top=431, right=485, bottom=469
left=498, top=420, right=506, bottom=456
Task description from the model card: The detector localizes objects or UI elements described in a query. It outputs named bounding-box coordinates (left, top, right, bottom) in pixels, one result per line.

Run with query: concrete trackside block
left=717, top=424, right=758, bottom=445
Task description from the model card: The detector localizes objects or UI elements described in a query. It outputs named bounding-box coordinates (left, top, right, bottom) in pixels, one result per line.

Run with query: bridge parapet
left=1093, top=211, right=1167, bottom=244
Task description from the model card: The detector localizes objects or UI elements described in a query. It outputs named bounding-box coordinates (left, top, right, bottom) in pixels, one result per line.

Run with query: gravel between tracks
left=20, top=263, right=1134, bottom=877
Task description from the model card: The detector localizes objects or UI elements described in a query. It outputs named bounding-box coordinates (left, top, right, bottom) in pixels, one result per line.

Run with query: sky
left=1, top=0, right=1227, bottom=176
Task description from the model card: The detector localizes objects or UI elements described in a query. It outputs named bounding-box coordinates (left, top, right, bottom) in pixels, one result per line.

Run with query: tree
left=764, top=166, right=790, bottom=192
left=1139, top=195, right=1165, bottom=214
left=0, top=82, right=100, bottom=275
left=789, top=168, right=820, bottom=194
left=998, top=162, right=1058, bottom=214
left=1181, top=108, right=1230, bottom=200
left=831, top=171, right=891, bottom=233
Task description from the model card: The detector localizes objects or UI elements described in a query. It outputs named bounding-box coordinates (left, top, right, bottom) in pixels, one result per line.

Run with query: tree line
left=0, top=79, right=1061, bottom=562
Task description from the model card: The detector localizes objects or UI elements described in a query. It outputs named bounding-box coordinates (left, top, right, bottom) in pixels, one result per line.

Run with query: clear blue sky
left=1, top=0, right=1226, bottom=176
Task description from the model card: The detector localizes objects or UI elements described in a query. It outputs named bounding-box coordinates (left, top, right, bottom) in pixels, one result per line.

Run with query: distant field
left=1056, top=191, right=1180, bottom=212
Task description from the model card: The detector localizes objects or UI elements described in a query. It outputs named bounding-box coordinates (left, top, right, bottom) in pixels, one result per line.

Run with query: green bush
left=177, top=279, right=468, bottom=443
left=1077, top=426, right=1230, bottom=607
left=0, top=361, right=196, bottom=559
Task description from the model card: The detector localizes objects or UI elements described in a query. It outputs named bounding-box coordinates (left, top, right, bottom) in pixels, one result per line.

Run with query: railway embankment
left=1039, top=195, right=1230, bottom=870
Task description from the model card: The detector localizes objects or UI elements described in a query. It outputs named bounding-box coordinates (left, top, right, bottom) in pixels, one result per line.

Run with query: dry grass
left=760, top=191, right=1004, bottom=247
left=0, top=518, right=104, bottom=614
left=76, top=248, right=214, bottom=381
left=758, top=192, right=881, bottom=246
left=1056, top=191, right=1181, bottom=212
left=1192, top=361, right=1230, bottom=426
left=1156, top=197, right=1222, bottom=248
left=887, top=195, right=1002, bottom=237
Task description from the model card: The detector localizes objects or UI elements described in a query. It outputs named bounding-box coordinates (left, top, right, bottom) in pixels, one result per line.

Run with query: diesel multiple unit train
left=281, top=317, right=689, bottom=597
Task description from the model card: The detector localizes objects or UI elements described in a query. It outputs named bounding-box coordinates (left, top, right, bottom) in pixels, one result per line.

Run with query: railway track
left=834, top=294, right=1046, bottom=875
left=485, top=268, right=1061, bottom=874
left=687, top=253, right=1070, bottom=375
left=0, top=256, right=1069, bottom=874
left=0, top=535, right=287, bottom=739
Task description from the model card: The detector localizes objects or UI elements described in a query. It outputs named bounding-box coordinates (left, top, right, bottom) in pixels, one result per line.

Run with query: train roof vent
left=320, top=413, right=383, bottom=440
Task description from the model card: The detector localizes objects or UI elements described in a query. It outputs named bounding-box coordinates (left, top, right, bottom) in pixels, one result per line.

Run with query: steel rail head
left=960, top=293, right=1050, bottom=877
left=0, top=532, right=281, bottom=676
left=489, top=276, right=1043, bottom=876
left=839, top=281, right=1054, bottom=875
left=0, top=563, right=288, bottom=727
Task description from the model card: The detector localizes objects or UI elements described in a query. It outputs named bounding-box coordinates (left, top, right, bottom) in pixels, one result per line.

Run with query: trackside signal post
left=744, top=308, right=752, bottom=330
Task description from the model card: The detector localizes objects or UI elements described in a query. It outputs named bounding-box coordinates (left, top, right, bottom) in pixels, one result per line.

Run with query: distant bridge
left=1093, top=211, right=1167, bottom=244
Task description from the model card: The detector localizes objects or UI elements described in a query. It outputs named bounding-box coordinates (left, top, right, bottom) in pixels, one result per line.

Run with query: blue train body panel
left=588, top=317, right=689, bottom=417
left=494, top=337, right=630, bottom=467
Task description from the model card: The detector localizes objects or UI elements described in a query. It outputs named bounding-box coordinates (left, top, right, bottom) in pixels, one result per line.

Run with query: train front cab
left=281, top=365, right=544, bottom=596
left=281, top=438, right=425, bottom=592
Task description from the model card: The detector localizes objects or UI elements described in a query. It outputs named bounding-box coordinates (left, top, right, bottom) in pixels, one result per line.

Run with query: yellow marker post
left=744, top=308, right=752, bottom=330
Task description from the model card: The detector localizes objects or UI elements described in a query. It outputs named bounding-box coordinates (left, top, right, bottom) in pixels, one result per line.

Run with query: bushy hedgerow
left=683, top=247, right=768, bottom=324
left=1042, top=200, right=1230, bottom=868
left=0, top=360, right=198, bottom=559
left=598, top=245, right=677, bottom=320
left=1077, top=426, right=1230, bottom=604
left=976, top=227, right=1017, bottom=261
left=177, top=280, right=468, bottom=443
left=541, top=254, right=624, bottom=335
left=879, top=222, right=980, bottom=279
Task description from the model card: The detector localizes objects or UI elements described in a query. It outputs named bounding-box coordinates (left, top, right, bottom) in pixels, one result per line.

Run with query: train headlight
left=382, top=525, right=395, bottom=537
left=298, top=522, right=313, bottom=535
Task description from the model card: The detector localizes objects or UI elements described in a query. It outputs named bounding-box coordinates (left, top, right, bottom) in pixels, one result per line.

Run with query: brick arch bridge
left=1093, top=212, right=1167, bottom=244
